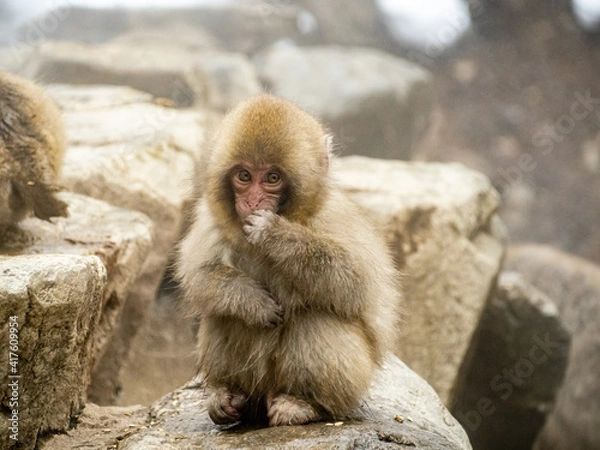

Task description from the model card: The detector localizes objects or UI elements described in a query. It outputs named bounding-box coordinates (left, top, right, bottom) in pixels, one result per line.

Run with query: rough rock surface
left=0, top=192, right=153, bottom=450
left=0, top=255, right=105, bottom=450
left=46, top=83, right=214, bottom=404
left=254, top=45, right=434, bottom=160
left=505, top=245, right=600, bottom=450
left=21, top=41, right=262, bottom=110
left=117, top=355, right=471, bottom=450
left=335, top=156, right=506, bottom=404
left=452, top=272, right=570, bottom=450
left=38, top=403, right=149, bottom=450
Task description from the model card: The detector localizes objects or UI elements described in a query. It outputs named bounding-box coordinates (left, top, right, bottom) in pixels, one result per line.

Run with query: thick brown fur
left=177, top=94, right=401, bottom=426
left=0, top=71, right=68, bottom=235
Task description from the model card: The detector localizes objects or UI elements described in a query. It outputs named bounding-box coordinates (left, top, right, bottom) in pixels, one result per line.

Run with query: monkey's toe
left=267, top=394, right=320, bottom=426
left=207, top=390, right=248, bottom=425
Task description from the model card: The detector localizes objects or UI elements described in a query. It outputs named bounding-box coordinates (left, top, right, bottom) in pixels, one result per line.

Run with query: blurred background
left=1, top=1, right=599, bottom=449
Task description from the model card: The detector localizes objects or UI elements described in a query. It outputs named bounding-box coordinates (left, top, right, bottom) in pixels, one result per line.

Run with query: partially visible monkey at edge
left=177, top=94, right=402, bottom=427
left=0, top=71, right=68, bottom=236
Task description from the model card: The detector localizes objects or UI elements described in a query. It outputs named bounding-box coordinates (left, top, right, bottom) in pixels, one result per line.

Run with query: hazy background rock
left=0, top=191, right=153, bottom=450
left=11, top=4, right=315, bottom=53
left=8, top=1, right=397, bottom=53
left=255, top=45, right=434, bottom=159
left=505, top=245, right=600, bottom=450
left=109, top=22, right=222, bottom=50
left=118, top=355, right=472, bottom=450
left=293, top=0, right=394, bottom=48
left=452, top=272, right=570, bottom=450
left=20, top=41, right=262, bottom=110
left=335, top=156, right=506, bottom=404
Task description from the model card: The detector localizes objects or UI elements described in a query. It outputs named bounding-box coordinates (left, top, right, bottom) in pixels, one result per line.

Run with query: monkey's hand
left=243, top=210, right=277, bottom=245
left=252, top=291, right=284, bottom=328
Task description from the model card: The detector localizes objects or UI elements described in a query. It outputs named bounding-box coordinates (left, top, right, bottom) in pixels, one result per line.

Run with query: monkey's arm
left=244, top=211, right=365, bottom=316
left=183, top=262, right=283, bottom=328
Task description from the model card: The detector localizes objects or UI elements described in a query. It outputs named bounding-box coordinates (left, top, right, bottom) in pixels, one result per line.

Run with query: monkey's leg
left=271, top=314, right=376, bottom=423
left=206, top=386, right=249, bottom=425
left=198, top=319, right=279, bottom=424
left=266, top=392, right=321, bottom=426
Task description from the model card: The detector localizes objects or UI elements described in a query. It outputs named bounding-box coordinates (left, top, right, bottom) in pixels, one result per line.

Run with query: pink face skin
left=231, top=165, right=285, bottom=220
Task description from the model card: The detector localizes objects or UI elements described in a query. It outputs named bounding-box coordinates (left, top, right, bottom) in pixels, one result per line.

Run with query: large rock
left=254, top=45, right=434, bottom=160
left=46, top=83, right=215, bottom=403
left=20, top=41, right=262, bottom=110
left=117, top=355, right=471, bottom=450
left=0, top=192, right=153, bottom=450
left=505, top=245, right=600, bottom=450
left=451, top=272, right=570, bottom=450
left=14, top=4, right=318, bottom=54
left=335, top=156, right=505, bottom=404
left=0, top=255, right=105, bottom=450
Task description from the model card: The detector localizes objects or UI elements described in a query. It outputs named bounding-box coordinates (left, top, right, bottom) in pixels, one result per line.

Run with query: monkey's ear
left=324, top=133, right=334, bottom=155
left=322, top=133, right=335, bottom=172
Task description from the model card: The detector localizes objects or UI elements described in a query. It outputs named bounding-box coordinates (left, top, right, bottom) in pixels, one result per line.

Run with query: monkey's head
left=204, top=95, right=332, bottom=235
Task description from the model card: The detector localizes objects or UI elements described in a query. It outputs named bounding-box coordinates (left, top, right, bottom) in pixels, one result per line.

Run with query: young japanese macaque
left=0, top=71, right=68, bottom=236
left=177, top=94, right=401, bottom=427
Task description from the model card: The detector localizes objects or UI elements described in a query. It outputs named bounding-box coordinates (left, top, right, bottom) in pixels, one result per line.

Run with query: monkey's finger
left=230, top=394, right=248, bottom=410
left=208, top=403, right=240, bottom=424
left=268, top=308, right=284, bottom=327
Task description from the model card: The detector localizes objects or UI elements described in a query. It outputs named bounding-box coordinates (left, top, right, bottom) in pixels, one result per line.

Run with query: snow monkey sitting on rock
left=177, top=94, right=401, bottom=427
left=0, top=72, right=68, bottom=236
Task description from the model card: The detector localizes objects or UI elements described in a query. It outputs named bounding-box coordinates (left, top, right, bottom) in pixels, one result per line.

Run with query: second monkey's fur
left=177, top=94, right=401, bottom=425
left=0, top=72, right=67, bottom=235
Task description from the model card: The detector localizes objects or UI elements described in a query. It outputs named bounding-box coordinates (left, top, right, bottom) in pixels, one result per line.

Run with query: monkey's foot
left=266, top=394, right=321, bottom=426
left=206, top=387, right=248, bottom=425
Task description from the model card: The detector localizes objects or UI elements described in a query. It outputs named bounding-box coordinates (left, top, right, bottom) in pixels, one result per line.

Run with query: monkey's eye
left=237, top=170, right=251, bottom=182
left=266, top=172, right=281, bottom=184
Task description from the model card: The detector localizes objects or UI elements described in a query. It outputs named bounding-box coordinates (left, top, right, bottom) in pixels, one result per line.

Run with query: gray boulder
left=505, top=245, right=600, bottom=450
left=254, top=45, right=434, bottom=160
left=14, top=4, right=316, bottom=54
left=21, top=41, right=262, bottom=110
left=452, top=272, right=570, bottom=450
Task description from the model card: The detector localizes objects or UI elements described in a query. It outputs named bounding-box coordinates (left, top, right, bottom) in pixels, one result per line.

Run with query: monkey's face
left=230, top=164, right=286, bottom=220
